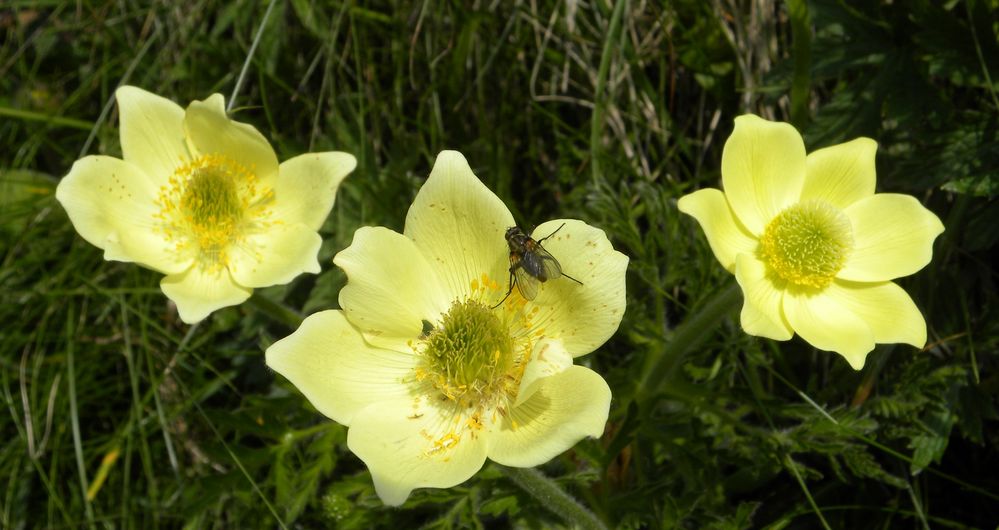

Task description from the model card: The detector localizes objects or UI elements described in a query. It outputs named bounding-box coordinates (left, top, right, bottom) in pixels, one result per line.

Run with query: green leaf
left=909, top=407, right=957, bottom=474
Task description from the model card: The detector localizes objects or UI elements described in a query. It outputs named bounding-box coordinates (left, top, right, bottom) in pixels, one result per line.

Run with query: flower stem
left=247, top=293, right=305, bottom=329
left=499, top=466, right=608, bottom=530
left=636, top=282, right=742, bottom=399
left=850, top=345, right=894, bottom=407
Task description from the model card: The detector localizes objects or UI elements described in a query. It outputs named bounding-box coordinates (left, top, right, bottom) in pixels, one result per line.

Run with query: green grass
left=2, top=0, right=997, bottom=528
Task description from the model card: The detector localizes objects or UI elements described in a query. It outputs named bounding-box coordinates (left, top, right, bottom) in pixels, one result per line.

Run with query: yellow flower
left=56, top=86, right=356, bottom=323
left=678, top=114, right=944, bottom=369
left=266, top=151, right=628, bottom=505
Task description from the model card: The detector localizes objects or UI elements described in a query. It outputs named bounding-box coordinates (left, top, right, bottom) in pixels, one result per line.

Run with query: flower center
left=758, top=199, right=853, bottom=289
left=420, top=299, right=515, bottom=408
left=155, top=154, right=274, bottom=273
left=407, top=275, right=547, bottom=456
left=182, top=166, right=244, bottom=232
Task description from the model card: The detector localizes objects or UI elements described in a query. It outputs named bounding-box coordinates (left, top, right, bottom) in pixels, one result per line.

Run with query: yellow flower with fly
left=266, top=151, right=628, bottom=505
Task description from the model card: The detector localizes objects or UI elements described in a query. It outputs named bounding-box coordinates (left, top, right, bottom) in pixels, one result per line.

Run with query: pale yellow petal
left=56, top=156, right=191, bottom=274
left=228, top=222, right=322, bottom=288
left=404, top=151, right=514, bottom=301
left=265, top=310, right=417, bottom=425
left=488, top=366, right=610, bottom=468
left=734, top=254, right=793, bottom=340
left=741, top=302, right=793, bottom=342
left=825, top=280, right=927, bottom=349
left=160, top=266, right=251, bottom=324
left=783, top=288, right=875, bottom=369
left=521, top=219, right=628, bottom=357
left=801, top=138, right=877, bottom=209
left=183, top=94, right=279, bottom=181
left=347, top=400, right=488, bottom=506
left=839, top=194, right=945, bottom=282
left=274, top=152, right=357, bottom=231
left=677, top=188, right=757, bottom=272
left=333, top=226, right=450, bottom=351
left=513, top=338, right=573, bottom=407
left=115, top=86, right=188, bottom=181
left=721, top=114, right=806, bottom=234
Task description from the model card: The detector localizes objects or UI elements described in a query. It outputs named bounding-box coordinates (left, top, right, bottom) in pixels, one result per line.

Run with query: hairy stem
left=636, top=282, right=742, bottom=398
left=500, top=466, right=608, bottom=530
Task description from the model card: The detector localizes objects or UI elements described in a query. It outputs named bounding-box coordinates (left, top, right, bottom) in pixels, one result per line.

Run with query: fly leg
left=536, top=222, right=566, bottom=243
left=491, top=268, right=517, bottom=309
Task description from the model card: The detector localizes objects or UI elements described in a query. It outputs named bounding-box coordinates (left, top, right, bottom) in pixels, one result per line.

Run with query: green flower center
left=758, top=199, right=853, bottom=289
left=181, top=166, right=244, bottom=233
left=421, top=299, right=514, bottom=408
left=155, top=154, right=274, bottom=273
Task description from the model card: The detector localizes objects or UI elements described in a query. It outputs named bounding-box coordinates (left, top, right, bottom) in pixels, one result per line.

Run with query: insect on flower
left=266, top=151, right=628, bottom=505
left=493, top=224, right=583, bottom=307
left=420, top=319, right=435, bottom=339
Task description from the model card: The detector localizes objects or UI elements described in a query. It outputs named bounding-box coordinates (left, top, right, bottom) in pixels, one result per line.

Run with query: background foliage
left=2, top=0, right=997, bottom=528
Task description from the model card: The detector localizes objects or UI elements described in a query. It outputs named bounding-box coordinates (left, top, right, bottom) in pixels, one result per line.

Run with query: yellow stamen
left=758, top=199, right=853, bottom=289
left=154, top=154, right=276, bottom=274
left=412, top=272, right=552, bottom=457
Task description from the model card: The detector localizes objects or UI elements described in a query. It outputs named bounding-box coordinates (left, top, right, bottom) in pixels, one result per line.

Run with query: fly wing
left=512, top=266, right=540, bottom=301
left=534, top=246, right=564, bottom=282
left=519, top=244, right=564, bottom=282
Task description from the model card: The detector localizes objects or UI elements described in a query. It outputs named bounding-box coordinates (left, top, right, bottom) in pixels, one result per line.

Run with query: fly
left=420, top=319, right=435, bottom=339
left=492, top=223, right=582, bottom=308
